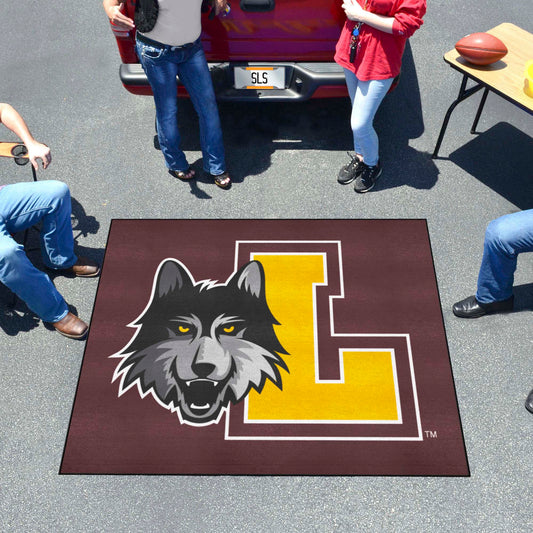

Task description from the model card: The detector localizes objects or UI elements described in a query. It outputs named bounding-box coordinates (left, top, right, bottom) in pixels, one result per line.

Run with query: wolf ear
left=155, top=259, right=195, bottom=299
left=228, top=260, right=264, bottom=298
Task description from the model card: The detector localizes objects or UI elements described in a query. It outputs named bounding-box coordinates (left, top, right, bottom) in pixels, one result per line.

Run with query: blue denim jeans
left=0, top=181, right=77, bottom=322
left=344, top=69, right=394, bottom=166
left=136, top=37, right=226, bottom=175
left=476, top=209, right=533, bottom=303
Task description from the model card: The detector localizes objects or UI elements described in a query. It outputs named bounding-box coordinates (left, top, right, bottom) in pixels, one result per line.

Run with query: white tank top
left=142, top=0, right=203, bottom=47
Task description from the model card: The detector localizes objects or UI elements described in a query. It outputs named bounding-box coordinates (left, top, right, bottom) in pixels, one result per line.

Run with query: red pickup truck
left=110, top=0, right=348, bottom=101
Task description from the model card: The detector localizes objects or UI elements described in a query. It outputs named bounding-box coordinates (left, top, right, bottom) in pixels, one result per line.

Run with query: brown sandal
left=211, top=171, right=231, bottom=189
left=169, top=167, right=195, bottom=181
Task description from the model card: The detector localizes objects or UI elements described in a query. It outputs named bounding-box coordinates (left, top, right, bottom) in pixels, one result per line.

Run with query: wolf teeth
left=191, top=403, right=211, bottom=410
left=185, top=379, right=218, bottom=387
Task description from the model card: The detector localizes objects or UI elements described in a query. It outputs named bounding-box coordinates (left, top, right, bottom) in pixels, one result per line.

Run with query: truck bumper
left=119, top=62, right=347, bottom=101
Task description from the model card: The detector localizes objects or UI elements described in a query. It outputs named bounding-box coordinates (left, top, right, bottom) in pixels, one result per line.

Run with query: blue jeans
left=476, top=209, right=533, bottom=303
left=0, top=181, right=77, bottom=322
left=136, top=37, right=226, bottom=175
left=344, top=69, right=393, bottom=166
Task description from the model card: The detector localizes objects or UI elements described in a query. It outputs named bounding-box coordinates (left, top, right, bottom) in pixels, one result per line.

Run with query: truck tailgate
left=202, top=0, right=345, bottom=62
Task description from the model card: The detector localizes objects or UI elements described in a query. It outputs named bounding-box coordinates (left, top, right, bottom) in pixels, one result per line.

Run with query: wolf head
left=112, top=259, right=288, bottom=426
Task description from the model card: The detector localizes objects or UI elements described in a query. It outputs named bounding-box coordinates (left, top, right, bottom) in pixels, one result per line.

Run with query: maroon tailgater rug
left=61, top=219, right=469, bottom=476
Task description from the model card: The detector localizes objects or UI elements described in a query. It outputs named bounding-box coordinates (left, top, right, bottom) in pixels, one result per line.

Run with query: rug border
left=59, top=218, right=470, bottom=477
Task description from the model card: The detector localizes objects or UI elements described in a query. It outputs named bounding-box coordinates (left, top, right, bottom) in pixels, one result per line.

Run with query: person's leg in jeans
left=177, top=41, right=226, bottom=176
left=476, top=209, right=533, bottom=303
left=344, top=69, right=393, bottom=166
left=0, top=181, right=75, bottom=322
left=136, top=41, right=190, bottom=172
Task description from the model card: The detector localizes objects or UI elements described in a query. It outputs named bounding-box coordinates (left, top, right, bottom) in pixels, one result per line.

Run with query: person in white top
left=103, top=0, right=231, bottom=188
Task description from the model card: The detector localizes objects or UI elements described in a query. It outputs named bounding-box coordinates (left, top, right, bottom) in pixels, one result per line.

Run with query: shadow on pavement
left=0, top=298, right=40, bottom=336
left=177, top=97, right=354, bottom=188
left=71, top=196, right=100, bottom=240
left=170, top=41, right=437, bottom=194
left=374, top=42, right=439, bottom=192
left=449, top=122, right=533, bottom=210
left=513, top=282, right=533, bottom=312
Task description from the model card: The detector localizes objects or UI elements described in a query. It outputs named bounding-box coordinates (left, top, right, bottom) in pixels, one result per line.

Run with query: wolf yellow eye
left=223, top=326, right=235, bottom=334
left=178, top=325, right=190, bottom=334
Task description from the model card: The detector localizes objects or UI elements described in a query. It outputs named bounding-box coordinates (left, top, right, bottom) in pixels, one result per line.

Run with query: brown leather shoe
left=68, top=257, right=100, bottom=277
left=52, top=312, right=89, bottom=339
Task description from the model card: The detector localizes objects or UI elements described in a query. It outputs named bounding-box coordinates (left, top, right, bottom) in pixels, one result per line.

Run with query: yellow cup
left=525, top=61, right=533, bottom=97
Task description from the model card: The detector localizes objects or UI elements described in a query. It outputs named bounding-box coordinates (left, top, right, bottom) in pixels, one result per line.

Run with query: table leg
left=471, top=87, right=489, bottom=134
left=432, top=75, right=485, bottom=158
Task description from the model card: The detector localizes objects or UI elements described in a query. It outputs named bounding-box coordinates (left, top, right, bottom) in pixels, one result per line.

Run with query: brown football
left=455, top=32, right=508, bottom=65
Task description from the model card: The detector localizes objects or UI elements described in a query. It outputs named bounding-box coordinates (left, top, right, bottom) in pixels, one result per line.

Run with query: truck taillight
left=110, top=22, right=131, bottom=39
left=109, top=2, right=133, bottom=38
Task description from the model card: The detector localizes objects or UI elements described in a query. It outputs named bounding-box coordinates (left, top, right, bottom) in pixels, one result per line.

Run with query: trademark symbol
left=424, top=430, right=438, bottom=439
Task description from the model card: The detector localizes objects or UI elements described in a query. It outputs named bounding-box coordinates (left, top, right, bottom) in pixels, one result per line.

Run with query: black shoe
left=525, top=389, right=533, bottom=414
left=337, top=153, right=364, bottom=184
left=354, top=161, right=382, bottom=193
left=452, top=295, right=514, bottom=318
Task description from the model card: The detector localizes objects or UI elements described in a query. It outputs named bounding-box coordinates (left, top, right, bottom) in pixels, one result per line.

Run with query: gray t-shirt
left=142, top=0, right=203, bottom=47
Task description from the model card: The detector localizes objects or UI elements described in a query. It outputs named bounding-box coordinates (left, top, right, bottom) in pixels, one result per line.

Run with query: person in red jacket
left=335, top=0, right=426, bottom=192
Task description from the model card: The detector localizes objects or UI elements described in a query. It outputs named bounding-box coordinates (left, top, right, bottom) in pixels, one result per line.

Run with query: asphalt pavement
left=0, top=1, right=532, bottom=531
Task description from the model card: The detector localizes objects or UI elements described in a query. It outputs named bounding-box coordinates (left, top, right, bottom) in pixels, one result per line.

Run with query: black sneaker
left=354, top=161, right=382, bottom=193
left=337, top=153, right=364, bottom=184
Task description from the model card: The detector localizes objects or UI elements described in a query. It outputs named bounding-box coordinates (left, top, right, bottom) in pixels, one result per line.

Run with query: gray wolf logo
left=111, top=259, right=288, bottom=426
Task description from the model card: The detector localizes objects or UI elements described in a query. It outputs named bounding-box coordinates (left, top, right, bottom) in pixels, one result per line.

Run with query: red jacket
left=334, top=0, right=426, bottom=81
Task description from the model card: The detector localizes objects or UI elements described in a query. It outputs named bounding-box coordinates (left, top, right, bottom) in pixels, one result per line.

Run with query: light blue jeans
left=136, top=37, right=226, bottom=175
left=476, top=209, right=533, bottom=303
left=0, top=181, right=77, bottom=322
left=344, top=69, right=394, bottom=166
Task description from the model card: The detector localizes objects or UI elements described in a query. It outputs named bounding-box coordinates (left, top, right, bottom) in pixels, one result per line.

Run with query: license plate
left=234, top=66, right=285, bottom=90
